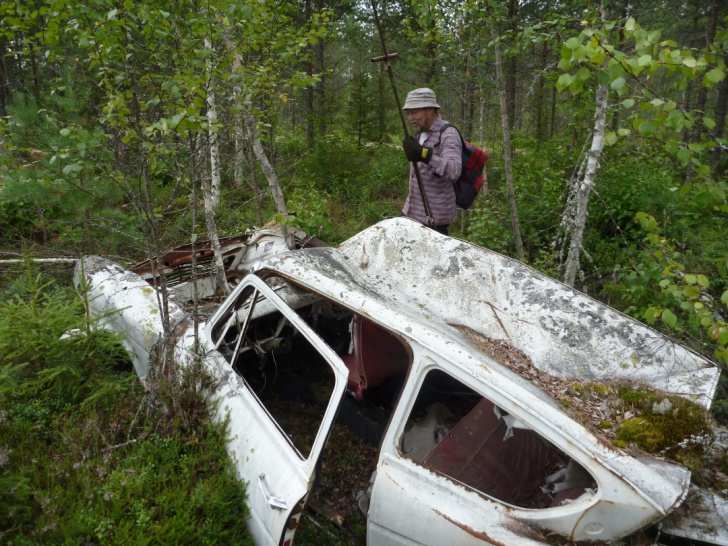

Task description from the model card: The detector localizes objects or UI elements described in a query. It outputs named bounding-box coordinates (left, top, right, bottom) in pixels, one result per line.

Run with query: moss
left=597, top=420, right=613, bottom=430
left=615, top=417, right=666, bottom=451
left=613, top=388, right=712, bottom=454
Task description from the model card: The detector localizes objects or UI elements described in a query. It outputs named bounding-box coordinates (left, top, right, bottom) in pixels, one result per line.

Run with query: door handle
left=258, top=473, right=289, bottom=510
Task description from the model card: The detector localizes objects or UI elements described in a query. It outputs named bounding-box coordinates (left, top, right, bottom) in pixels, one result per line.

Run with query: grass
left=0, top=267, right=252, bottom=545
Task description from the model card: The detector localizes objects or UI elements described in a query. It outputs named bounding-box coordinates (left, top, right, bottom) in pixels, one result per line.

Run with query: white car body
left=76, top=218, right=725, bottom=546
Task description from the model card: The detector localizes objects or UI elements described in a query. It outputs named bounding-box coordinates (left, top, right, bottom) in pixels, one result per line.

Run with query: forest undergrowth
left=0, top=268, right=252, bottom=545
left=1, top=1, right=727, bottom=543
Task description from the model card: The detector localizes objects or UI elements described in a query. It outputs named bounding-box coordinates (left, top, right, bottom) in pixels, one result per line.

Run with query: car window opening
left=212, top=283, right=335, bottom=459
left=253, top=275, right=414, bottom=529
left=401, top=369, right=598, bottom=509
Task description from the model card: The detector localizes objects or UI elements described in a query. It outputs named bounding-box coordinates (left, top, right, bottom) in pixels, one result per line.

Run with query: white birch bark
left=231, top=50, right=244, bottom=190
left=562, top=83, right=609, bottom=287
left=243, top=109, right=289, bottom=219
left=494, top=33, right=525, bottom=261
left=205, top=37, right=221, bottom=210
left=202, top=38, right=229, bottom=294
left=201, top=170, right=230, bottom=295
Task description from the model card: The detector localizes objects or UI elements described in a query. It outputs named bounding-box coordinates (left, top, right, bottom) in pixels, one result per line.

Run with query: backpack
left=438, top=124, right=489, bottom=209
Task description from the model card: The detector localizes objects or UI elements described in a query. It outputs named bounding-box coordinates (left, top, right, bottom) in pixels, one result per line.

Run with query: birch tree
left=555, top=9, right=725, bottom=285
left=203, top=36, right=229, bottom=295
left=561, top=84, right=608, bottom=286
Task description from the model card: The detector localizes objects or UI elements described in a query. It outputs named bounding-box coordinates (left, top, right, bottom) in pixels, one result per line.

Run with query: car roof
left=257, top=217, right=721, bottom=512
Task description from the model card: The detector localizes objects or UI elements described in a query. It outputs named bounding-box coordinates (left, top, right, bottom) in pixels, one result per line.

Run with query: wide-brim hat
left=402, top=87, right=440, bottom=110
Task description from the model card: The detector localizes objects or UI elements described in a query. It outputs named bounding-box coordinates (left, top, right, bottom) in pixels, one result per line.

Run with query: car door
left=203, top=275, right=349, bottom=546
left=367, top=353, right=619, bottom=546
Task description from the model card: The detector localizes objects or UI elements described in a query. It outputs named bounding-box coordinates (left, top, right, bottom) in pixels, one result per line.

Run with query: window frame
left=207, top=275, right=350, bottom=462
left=392, top=357, right=600, bottom=512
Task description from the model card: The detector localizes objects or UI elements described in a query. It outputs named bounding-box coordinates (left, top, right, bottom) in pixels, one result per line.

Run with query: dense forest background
left=1, top=0, right=727, bottom=544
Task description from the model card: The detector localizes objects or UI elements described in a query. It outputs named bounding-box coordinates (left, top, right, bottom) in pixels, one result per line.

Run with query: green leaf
left=650, top=98, right=664, bottom=108
left=719, top=330, right=728, bottom=345
left=638, top=54, right=652, bottom=67
left=556, top=73, right=574, bottom=91
left=721, top=290, right=728, bottom=306
left=62, top=163, right=83, bottom=175
left=59, top=128, right=71, bottom=137
left=684, top=274, right=697, bottom=285
left=588, top=48, right=606, bottom=65
left=168, top=112, right=186, bottom=130
left=565, top=37, right=580, bottom=50
left=703, top=117, right=716, bottom=130
left=705, top=67, right=726, bottom=85
left=621, top=98, right=635, bottom=108
left=576, top=67, right=591, bottom=81
left=696, top=274, right=709, bottom=288
left=683, top=286, right=700, bottom=298
left=107, top=8, right=118, bottom=20
left=617, top=128, right=631, bottom=137
left=635, top=211, right=658, bottom=232
left=661, top=309, right=678, bottom=329
left=610, top=76, right=626, bottom=92
left=682, top=56, right=697, bottom=68
left=625, top=17, right=636, bottom=32
left=644, top=307, right=660, bottom=324
left=605, top=131, right=618, bottom=146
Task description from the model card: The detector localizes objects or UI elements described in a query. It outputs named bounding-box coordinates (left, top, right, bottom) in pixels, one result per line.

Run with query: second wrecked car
left=77, top=217, right=725, bottom=546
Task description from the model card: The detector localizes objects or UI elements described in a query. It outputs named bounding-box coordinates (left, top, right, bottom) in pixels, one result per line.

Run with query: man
left=401, top=87, right=462, bottom=235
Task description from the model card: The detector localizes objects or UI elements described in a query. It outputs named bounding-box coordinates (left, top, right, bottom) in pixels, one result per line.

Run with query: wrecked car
left=76, top=217, right=725, bottom=546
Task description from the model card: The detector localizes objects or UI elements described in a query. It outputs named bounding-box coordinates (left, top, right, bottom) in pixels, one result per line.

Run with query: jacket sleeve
left=428, top=127, right=462, bottom=182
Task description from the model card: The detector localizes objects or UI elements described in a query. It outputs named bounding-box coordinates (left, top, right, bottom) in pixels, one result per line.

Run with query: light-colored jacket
left=402, top=116, right=462, bottom=226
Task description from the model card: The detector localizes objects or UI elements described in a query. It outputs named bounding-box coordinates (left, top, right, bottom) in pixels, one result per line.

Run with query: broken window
left=211, top=283, right=336, bottom=459
left=401, top=369, right=597, bottom=509
left=211, top=275, right=413, bottom=465
left=243, top=275, right=413, bottom=529
left=261, top=275, right=413, bottom=433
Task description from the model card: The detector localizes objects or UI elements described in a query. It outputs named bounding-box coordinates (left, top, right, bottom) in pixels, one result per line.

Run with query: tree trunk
left=201, top=165, right=230, bottom=295
left=205, top=38, right=221, bottom=209
left=494, top=34, right=525, bottom=261
left=691, top=0, right=721, bottom=142
left=377, top=64, right=385, bottom=140
left=562, top=84, right=609, bottom=287
left=315, top=39, right=326, bottom=137
left=0, top=38, right=8, bottom=117
left=203, top=37, right=229, bottom=294
left=478, top=90, right=485, bottom=144
left=244, top=109, right=289, bottom=221
left=304, top=0, right=315, bottom=147
left=712, top=53, right=728, bottom=174
left=534, top=41, right=548, bottom=140
left=549, top=83, right=557, bottom=138
left=504, top=0, right=519, bottom=129
left=29, top=43, right=41, bottom=105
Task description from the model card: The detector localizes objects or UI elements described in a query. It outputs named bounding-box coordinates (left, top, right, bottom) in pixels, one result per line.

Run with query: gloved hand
left=403, top=136, right=432, bottom=163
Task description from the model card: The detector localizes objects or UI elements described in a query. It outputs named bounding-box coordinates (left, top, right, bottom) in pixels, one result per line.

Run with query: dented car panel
left=201, top=275, right=350, bottom=546
left=76, top=217, right=722, bottom=546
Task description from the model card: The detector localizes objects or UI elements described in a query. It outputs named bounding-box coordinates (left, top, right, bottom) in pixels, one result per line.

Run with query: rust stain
left=432, top=508, right=508, bottom=546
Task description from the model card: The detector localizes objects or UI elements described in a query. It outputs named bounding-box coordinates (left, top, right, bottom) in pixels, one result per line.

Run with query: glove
left=403, top=135, right=432, bottom=163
